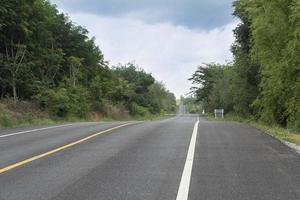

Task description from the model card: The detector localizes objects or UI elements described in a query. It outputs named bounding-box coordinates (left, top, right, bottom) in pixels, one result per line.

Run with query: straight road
left=0, top=116, right=299, bottom=200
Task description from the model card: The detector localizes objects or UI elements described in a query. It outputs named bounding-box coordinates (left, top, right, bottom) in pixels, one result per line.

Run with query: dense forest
left=0, top=0, right=176, bottom=120
left=190, top=0, right=300, bottom=130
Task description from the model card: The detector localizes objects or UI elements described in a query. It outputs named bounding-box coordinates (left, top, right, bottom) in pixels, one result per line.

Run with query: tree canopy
left=190, top=0, right=300, bottom=130
left=0, top=0, right=176, bottom=118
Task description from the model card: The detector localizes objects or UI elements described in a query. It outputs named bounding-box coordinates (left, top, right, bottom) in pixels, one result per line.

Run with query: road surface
left=0, top=116, right=299, bottom=200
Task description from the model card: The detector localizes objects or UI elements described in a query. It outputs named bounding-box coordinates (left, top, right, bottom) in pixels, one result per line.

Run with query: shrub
left=129, top=102, right=150, bottom=117
left=0, top=112, right=16, bottom=127
left=36, top=85, right=91, bottom=118
left=93, top=100, right=129, bottom=119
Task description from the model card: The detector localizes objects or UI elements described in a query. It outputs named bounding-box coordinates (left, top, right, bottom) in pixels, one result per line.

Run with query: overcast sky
left=50, top=0, right=236, bottom=98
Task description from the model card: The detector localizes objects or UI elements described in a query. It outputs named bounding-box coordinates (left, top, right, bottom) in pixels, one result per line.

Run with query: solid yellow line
left=0, top=123, right=132, bottom=174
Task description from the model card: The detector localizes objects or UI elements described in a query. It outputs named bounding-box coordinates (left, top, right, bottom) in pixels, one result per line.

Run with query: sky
left=50, top=0, right=236, bottom=98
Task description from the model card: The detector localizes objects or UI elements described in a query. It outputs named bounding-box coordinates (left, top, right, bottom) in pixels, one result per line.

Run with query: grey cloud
left=50, top=0, right=234, bottom=29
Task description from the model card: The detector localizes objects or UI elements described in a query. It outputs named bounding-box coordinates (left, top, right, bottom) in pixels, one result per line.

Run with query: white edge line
left=282, top=141, right=300, bottom=154
left=176, top=119, right=199, bottom=200
left=0, top=124, right=74, bottom=138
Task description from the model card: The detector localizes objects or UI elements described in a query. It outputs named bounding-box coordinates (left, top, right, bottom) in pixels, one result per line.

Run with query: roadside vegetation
left=190, top=0, right=300, bottom=144
left=0, top=0, right=177, bottom=128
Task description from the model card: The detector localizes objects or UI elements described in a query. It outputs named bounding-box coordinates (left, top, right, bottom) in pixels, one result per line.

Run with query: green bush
left=129, top=102, right=150, bottom=117
left=287, top=94, right=300, bottom=131
left=36, top=85, right=91, bottom=118
left=0, top=112, right=16, bottom=127
left=23, top=112, right=34, bottom=123
left=37, top=87, right=70, bottom=117
left=68, top=86, right=91, bottom=118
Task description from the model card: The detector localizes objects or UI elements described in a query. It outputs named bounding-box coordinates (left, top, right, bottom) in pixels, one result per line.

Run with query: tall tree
left=247, top=0, right=293, bottom=126
left=231, top=0, right=260, bottom=116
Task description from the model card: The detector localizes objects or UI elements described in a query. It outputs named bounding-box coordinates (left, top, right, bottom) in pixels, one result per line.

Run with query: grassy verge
left=0, top=114, right=54, bottom=128
left=0, top=110, right=177, bottom=129
left=87, top=112, right=176, bottom=123
left=206, top=114, right=300, bottom=145
left=0, top=112, right=89, bottom=129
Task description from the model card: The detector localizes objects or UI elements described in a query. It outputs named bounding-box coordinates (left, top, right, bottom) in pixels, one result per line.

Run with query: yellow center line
left=0, top=123, right=133, bottom=174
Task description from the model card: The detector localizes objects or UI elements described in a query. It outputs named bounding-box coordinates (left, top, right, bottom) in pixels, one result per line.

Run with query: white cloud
left=66, top=13, right=237, bottom=98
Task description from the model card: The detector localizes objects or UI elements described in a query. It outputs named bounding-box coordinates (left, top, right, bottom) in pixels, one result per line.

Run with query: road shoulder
left=206, top=116, right=300, bottom=155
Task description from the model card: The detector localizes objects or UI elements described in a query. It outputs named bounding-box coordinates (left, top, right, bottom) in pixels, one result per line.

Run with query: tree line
left=0, top=0, right=176, bottom=118
left=190, top=0, right=300, bottom=130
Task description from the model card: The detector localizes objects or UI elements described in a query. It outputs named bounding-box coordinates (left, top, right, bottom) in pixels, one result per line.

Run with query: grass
left=206, top=114, right=300, bottom=146
left=0, top=109, right=177, bottom=129
left=0, top=110, right=92, bottom=129
left=126, top=113, right=176, bottom=121
left=0, top=112, right=56, bottom=128
left=0, top=100, right=177, bottom=129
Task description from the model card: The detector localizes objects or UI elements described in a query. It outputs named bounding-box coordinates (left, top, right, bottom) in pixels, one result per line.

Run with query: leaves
left=0, top=0, right=176, bottom=118
left=191, top=0, right=300, bottom=130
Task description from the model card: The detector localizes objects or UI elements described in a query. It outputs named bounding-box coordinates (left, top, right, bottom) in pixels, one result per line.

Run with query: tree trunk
left=12, top=72, right=17, bottom=102
left=12, top=80, right=17, bottom=102
left=70, top=63, right=76, bottom=86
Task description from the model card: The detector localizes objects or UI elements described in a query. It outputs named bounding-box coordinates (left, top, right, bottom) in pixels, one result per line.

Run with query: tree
left=67, top=56, right=83, bottom=86
left=2, top=43, right=27, bottom=101
left=190, top=0, right=300, bottom=130
left=231, top=0, right=260, bottom=116
left=189, top=63, right=233, bottom=113
left=0, top=0, right=177, bottom=119
left=246, top=0, right=296, bottom=126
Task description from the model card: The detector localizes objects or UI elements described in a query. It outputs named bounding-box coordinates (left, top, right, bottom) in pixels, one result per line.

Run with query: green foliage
left=243, top=0, right=300, bottom=129
left=129, top=102, right=150, bottom=117
left=246, top=0, right=292, bottom=126
left=148, top=82, right=177, bottom=114
left=112, top=64, right=176, bottom=116
left=23, top=112, right=34, bottom=123
left=230, top=0, right=261, bottom=116
left=37, top=88, right=69, bottom=117
left=190, top=0, right=300, bottom=131
left=189, top=63, right=234, bottom=113
left=113, top=63, right=155, bottom=109
left=36, top=84, right=90, bottom=118
left=0, top=0, right=176, bottom=120
left=0, top=112, right=16, bottom=127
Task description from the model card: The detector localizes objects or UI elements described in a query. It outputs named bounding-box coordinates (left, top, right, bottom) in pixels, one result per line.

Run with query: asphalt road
left=0, top=116, right=299, bottom=200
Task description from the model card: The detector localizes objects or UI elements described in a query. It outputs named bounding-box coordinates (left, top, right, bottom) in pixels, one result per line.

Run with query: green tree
left=247, top=0, right=294, bottom=126
left=231, top=0, right=260, bottom=116
left=0, top=0, right=176, bottom=120
left=189, top=63, right=233, bottom=113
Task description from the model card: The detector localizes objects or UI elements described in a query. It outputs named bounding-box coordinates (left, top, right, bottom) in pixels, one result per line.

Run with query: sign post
left=214, top=109, right=224, bottom=119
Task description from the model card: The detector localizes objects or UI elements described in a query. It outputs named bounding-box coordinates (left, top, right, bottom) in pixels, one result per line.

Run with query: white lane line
left=0, top=124, right=74, bottom=138
left=176, top=119, right=199, bottom=200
